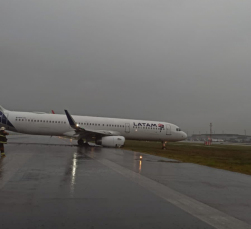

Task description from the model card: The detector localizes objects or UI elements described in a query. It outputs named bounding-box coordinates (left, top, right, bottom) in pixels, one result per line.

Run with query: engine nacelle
left=97, top=136, right=125, bottom=148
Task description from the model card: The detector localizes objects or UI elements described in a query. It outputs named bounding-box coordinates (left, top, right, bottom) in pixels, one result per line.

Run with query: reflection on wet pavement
left=0, top=135, right=250, bottom=229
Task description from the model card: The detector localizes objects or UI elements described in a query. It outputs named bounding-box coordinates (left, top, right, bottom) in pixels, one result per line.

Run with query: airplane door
left=166, top=124, right=171, bottom=135
left=125, top=123, right=130, bottom=133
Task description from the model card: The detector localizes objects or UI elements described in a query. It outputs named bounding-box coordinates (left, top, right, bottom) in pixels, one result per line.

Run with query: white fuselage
left=1, top=110, right=187, bottom=142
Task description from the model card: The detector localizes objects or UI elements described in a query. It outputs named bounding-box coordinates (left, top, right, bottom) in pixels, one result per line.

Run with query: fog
left=1, top=0, right=251, bottom=135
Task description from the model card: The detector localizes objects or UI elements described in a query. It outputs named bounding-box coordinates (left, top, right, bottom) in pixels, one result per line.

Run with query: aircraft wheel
left=78, top=139, right=84, bottom=146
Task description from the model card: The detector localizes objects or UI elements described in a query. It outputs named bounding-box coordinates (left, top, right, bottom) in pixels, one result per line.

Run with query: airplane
left=0, top=105, right=187, bottom=149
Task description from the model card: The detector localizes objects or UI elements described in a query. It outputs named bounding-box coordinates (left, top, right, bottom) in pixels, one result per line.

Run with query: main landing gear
left=77, top=139, right=90, bottom=147
left=162, top=141, right=167, bottom=150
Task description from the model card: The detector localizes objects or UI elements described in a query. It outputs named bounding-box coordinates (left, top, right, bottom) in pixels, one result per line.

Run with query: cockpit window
left=176, top=128, right=181, bottom=131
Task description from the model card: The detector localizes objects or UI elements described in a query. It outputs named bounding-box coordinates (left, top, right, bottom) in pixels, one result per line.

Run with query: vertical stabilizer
left=0, top=105, right=15, bottom=129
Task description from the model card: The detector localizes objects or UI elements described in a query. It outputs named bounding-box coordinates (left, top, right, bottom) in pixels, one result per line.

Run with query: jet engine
left=96, top=136, right=125, bottom=148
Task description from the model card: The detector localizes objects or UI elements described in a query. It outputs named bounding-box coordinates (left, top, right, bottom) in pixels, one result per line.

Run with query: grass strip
left=123, top=140, right=251, bottom=175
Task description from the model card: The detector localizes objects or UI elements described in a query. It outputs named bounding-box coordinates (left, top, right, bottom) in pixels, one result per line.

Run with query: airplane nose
left=181, top=132, right=187, bottom=140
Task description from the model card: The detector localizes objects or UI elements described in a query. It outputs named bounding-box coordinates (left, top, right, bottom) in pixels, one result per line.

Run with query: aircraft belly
left=15, top=124, right=68, bottom=136
left=125, top=131, right=161, bottom=141
left=125, top=130, right=173, bottom=141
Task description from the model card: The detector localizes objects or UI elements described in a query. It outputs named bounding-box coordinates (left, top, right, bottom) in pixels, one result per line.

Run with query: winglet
left=52, top=110, right=55, bottom=114
left=65, top=110, right=78, bottom=129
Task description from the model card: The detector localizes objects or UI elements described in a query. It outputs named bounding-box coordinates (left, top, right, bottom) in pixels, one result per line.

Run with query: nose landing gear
left=162, top=141, right=167, bottom=150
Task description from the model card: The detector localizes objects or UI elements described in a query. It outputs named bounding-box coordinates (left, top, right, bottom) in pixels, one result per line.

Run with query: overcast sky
left=1, top=0, right=251, bottom=135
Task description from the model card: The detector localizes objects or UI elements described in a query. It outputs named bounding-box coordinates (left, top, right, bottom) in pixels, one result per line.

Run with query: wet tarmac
left=0, top=135, right=251, bottom=229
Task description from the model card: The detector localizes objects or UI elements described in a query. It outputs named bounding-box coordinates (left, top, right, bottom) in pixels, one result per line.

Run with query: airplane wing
left=64, top=110, right=120, bottom=139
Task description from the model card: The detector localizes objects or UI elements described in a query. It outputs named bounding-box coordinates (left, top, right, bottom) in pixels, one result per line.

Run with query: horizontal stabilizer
left=0, top=105, right=6, bottom=112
